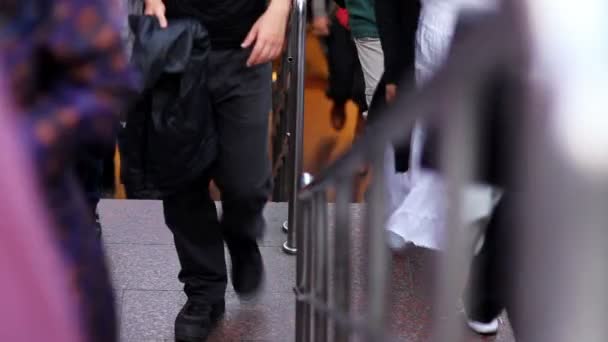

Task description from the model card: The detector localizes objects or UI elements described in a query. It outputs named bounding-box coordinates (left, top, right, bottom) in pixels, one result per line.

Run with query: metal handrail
left=292, top=3, right=526, bottom=341
left=271, top=38, right=293, bottom=202
left=281, top=0, right=308, bottom=254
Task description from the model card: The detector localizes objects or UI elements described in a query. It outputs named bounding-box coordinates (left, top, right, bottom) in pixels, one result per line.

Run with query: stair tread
left=101, top=199, right=514, bottom=341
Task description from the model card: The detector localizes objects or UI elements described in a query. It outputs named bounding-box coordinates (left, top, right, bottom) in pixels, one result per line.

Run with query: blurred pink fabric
left=0, top=75, right=81, bottom=342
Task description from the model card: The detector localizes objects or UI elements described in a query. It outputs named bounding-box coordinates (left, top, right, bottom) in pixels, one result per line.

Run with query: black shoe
left=227, top=238, right=265, bottom=299
left=175, top=299, right=225, bottom=342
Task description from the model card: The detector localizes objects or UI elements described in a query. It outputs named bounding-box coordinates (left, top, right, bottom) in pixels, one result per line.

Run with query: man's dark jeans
left=162, top=48, right=272, bottom=303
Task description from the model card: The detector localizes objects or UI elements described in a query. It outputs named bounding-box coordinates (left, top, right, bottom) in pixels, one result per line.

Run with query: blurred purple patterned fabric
left=0, top=74, right=81, bottom=342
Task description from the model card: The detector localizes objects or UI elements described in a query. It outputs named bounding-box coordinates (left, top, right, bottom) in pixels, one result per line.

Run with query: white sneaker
left=466, top=317, right=499, bottom=335
left=387, top=231, right=407, bottom=251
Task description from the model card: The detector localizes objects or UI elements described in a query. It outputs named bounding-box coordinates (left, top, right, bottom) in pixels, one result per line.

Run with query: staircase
left=101, top=199, right=514, bottom=342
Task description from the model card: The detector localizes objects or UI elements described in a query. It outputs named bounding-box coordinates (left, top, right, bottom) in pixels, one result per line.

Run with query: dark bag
left=121, top=15, right=217, bottom=198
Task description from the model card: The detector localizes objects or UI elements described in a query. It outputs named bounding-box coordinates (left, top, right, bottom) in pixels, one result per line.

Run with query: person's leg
left=464, top=195, right=511, bottom=333
left=348, top=35, right=368, bottom=136
left=207, top=48, right=272, bottom=295
left=326, top=16, right=356, bottom=130
left=163, top=175, right=227, bottom=341
left=366, top=74, right=387, bottom=124
left=353, top=37, right=384, bottom=106
left=163, top=175, right=227, bottom=302
left=393, top=144, right=411, bottom=172
left=351, top=46, right=368, bottom=112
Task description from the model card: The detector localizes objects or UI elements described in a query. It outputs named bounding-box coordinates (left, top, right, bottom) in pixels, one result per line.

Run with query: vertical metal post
left=295, top=175, right=314, bottom=342
left=432, top=69, right=479, bottom=342
left=333, top=178, right=352, bottom=342
left=283, top=0, right=308, bottom=254
left=366, top=153, right=391, bottom=341
left=307, top=195, right=318, bottom=342
left=278, top=14, right=296, bottom=204
left=515, top=1, right=608, bottom=340
left=273, top=36, right=295, bottom=202
left=314, top=192, right=329, bottom=342
left=295, top=199, right=310, bottom=342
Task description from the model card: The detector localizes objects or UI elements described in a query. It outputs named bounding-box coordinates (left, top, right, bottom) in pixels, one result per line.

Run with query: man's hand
left=312, top=16, right=331, bottom=36
left=242, top=1, right=291, bottom=67
left=144, top=0, right=168, bottom=28
left=386, top=83, right=397, bottom=103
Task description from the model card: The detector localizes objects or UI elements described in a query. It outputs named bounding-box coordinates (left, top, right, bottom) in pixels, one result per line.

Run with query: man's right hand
left=312, top=16, right=330, bottom=36
left=144, top=0, right=168, bottom=28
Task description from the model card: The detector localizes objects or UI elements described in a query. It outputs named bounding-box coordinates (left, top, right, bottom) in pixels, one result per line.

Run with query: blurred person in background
left=312, top=0, right=367, bottom=131
left=0, top=69, right=81, bottom=342
left=366, top=0, right=421, bottom=219
left=373, top=0, right=420, bottom=168
left=0, top=1, right=137, bottom=341
left=374, top=0, right=420, bottom=108
left=381, top=0, right=503, bottom=335
left=335, top=0, right=384, bottom=109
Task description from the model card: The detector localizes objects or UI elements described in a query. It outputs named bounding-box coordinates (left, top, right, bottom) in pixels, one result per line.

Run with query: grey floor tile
left=121, top=290, right=185, bottom=341
left=99, top=200, right=365, bottom=250
left=405, top=247, right=443, bottom=301
left=100, top=200, right=173, bottom=245
left=255, top=246, right=296, bottom=293
left=106, top=243, right=294, bottom=293
left=122, top=290, right=295, bottom=342
left=260, top=203, right=289, bottom=247
left=206, top=293, right=295, bottom=342
left=101, top=225, right=173, bottom=246
left=99, top=200, right=165, bottom=228
left=106, top=243, right=182, bottom=291
left=116, top=289, right=126, bottom=342
left=105, top=198, right=515, bottom=342
left=100, top=200, right=290, bottom=247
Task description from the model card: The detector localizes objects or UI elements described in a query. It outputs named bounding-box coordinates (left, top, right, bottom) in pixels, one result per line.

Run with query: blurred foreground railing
left=294, top=0, right=608, bottom=338
left=291, top=1, right=532, bottom=340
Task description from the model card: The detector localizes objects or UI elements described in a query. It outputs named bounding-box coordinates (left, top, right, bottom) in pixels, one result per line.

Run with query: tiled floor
left=101, top=199, right=515, bottom=342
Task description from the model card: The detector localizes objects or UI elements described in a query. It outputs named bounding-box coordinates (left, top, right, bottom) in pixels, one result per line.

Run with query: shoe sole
left=466, top=319, right=499, bottom=335
left=174, top=318, right=223, bottom=342
left=175, top=306, right=225, bottom=342
left=175, top=330, right=209, bottom=342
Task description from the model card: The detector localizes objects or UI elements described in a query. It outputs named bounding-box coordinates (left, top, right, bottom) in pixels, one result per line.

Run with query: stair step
left=100, top=199, right=513, bottom=341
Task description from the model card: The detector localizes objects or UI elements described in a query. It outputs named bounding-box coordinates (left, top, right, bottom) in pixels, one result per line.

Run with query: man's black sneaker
left=175, top=299, right=225, bottom=342
left=227, top=238, right=265, bottom=299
